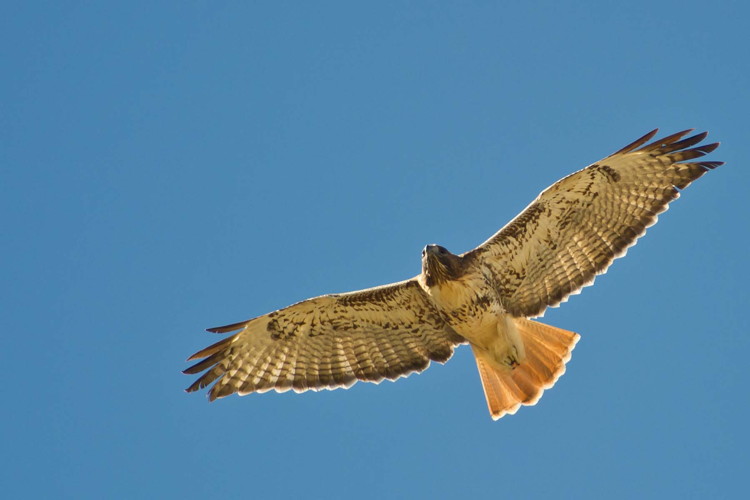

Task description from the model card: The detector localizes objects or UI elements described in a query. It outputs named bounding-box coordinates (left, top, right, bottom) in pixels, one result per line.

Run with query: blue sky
left=3, top=2, right=748, bottom=498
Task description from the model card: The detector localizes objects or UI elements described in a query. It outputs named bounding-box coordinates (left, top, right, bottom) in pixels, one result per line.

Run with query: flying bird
left=184, top=129, right=721, bottom=420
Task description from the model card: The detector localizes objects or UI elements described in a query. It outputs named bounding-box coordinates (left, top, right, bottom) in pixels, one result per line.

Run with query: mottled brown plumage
left=184, top=279, right=464, bottom=399
left=465, top=129, right=720, bottom=318
left=185, top=129, right=721, bottom=420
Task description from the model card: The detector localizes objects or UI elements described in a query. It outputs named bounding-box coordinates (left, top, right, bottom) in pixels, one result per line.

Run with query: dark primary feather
left=611, top=128, right=658, bottom=154
left=206, top=320, right=253, bottom=334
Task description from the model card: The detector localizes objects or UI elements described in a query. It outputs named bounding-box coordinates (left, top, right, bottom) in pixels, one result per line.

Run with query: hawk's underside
left=185, top=129, right=721, bottom=420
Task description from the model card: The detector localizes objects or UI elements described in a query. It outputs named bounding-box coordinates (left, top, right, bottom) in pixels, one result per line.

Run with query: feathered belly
left=427, top=277, right=505, bottom=348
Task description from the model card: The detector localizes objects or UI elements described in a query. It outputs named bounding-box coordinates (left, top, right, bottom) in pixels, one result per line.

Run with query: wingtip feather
left=186, top=335, right=235, bottom=361
left=206, top=319, right=250, bottom=334
left=612, top=128, right=658, bottom=154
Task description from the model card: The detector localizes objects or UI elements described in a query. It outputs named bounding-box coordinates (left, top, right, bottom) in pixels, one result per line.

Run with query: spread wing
left=465, top=129, right=722, bottom=318
left=184, top=279, right=464, bottom=400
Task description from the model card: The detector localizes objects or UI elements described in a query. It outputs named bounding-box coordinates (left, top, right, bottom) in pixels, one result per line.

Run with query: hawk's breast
left=421, top=271, right=503, bottom=344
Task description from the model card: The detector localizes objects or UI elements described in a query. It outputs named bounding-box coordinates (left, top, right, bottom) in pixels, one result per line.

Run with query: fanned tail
left=472, top=318, right=580, bottom=420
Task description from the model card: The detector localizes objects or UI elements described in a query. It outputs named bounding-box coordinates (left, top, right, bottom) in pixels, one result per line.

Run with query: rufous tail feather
left=472, top=318, right=580, bottom=420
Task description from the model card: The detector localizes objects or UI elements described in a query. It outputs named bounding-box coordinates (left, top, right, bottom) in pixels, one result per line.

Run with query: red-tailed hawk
left=185, top=129, right=721, bottom=420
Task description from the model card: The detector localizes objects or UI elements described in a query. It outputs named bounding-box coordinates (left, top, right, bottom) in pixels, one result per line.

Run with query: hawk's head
left=421, top=244, right=465, bottom=286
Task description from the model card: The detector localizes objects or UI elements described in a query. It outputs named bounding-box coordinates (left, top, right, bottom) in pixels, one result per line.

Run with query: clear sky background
left=3, top=2, right=748, bottom=498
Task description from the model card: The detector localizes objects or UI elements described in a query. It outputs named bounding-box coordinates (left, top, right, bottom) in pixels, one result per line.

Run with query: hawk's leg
left=486, top=316, right=526, bottom=371
left=503, top=345, right=521, bottom=369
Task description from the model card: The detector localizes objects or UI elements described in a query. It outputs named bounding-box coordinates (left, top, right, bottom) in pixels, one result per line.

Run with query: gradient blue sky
left=3, top=2, right=748, bottom=498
